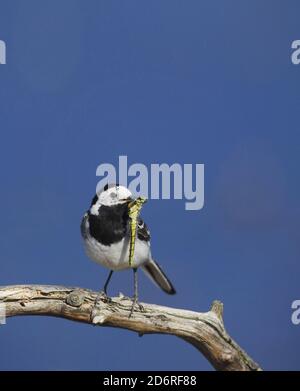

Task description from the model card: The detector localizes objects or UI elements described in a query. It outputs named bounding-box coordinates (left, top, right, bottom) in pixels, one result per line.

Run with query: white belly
left=83, top=232, right=151, bottom=271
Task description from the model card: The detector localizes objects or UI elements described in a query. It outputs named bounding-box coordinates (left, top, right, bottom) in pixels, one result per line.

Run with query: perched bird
left=81, top=184, right=175, bottom=316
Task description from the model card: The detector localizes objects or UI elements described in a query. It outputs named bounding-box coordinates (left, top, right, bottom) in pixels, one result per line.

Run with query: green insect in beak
left=127, top=196, right=147, bottom=267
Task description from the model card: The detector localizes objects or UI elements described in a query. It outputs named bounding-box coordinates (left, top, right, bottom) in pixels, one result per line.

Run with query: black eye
left=104, top=184, right=109, bottom=191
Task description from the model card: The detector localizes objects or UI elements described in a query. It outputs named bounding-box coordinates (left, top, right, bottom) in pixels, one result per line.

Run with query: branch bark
left=0, top=284, right=261, bottom=371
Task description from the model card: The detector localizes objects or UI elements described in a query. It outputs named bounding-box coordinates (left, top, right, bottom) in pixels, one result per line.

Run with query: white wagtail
left=81, top=184, right=176, bottom=316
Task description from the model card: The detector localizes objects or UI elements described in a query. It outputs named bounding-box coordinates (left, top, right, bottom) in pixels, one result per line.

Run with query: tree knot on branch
left=66, top=290, right=85, bottom=307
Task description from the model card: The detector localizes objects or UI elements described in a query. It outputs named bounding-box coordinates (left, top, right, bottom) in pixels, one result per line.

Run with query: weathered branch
left=0, top=284, right=261, bottom=371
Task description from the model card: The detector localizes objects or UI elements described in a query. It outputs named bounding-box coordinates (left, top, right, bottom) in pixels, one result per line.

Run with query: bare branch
left=0, top=284, right=261, bottom=371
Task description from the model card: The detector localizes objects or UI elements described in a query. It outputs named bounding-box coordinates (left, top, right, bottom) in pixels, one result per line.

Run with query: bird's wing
left=137, top=218, right=151, bottom=241
left=137, top=218, right=176, bottom=294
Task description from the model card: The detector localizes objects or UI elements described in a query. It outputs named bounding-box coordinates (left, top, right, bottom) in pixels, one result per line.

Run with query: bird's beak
left=120, top=197, right=133, bottom=204
left=128, top=196, right=147, bottom=208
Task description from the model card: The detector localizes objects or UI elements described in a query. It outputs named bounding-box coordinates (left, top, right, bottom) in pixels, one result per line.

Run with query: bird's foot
left=129, top=297, right=144, bottom=318
left=95, top=290, right=112, bottom=304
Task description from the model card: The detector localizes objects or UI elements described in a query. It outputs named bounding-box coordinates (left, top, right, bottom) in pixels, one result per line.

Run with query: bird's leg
left=103, top=270, right=113, bottom=297
left=95, top=270, right=113, bottom=305
left=91, top=270, right=114, bottom=321
left=129, top=268, right=144, bottom=318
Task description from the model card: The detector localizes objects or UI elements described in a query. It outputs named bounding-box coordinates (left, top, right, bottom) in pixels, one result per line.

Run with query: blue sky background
left=1, top=0, right=300, bottom=370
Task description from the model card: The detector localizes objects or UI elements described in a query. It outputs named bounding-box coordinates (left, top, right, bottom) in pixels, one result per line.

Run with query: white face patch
left=90, top=185, right=133, bottom=215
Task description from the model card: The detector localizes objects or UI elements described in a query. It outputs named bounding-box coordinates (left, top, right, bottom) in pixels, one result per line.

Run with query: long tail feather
left=141, top=259, right=176, bottom=295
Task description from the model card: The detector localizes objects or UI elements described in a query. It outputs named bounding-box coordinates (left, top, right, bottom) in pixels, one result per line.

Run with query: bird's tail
left=141, top=259, right=176, bottom=294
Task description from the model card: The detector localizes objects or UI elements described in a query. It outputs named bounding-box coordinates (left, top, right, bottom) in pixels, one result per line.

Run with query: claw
left=95, top=290, right=112, bottom=304
left=129, top=297, right=144, bottom=318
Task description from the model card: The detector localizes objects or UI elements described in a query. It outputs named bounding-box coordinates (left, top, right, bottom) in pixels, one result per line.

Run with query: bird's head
left=89, top=184, right=133, bottom=215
